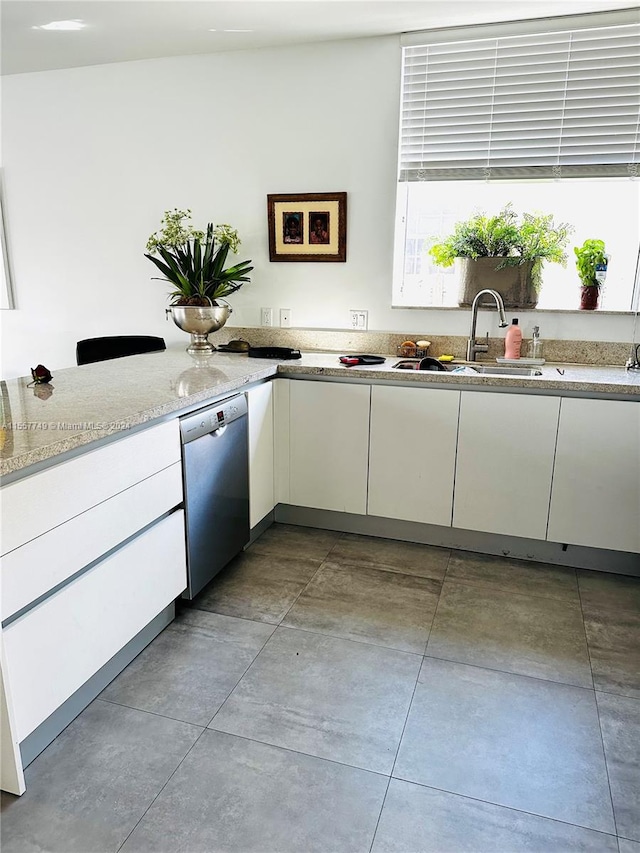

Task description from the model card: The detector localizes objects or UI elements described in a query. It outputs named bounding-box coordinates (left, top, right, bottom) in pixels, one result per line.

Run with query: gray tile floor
left=2, top=524, right=639, bottom=853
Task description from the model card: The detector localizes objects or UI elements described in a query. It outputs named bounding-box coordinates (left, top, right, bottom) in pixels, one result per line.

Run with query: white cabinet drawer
left=1, top=462, right=183, bottom=622
left=3, top=510, right=187, bottom=742
left=1, top=420, right=180, bottom=555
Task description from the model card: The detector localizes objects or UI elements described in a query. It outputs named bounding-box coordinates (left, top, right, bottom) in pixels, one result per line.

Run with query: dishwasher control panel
left=180, top=393, right=248, bottom=444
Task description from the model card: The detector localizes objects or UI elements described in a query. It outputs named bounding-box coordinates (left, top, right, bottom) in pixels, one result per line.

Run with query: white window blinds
left=399, top=10, right=640, bottom=181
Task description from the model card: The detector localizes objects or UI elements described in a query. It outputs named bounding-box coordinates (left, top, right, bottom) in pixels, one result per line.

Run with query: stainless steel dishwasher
left=179, top=393, right=249, bottom=599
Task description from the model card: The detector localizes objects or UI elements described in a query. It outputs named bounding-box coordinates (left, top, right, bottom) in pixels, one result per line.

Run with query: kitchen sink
left=392, top=359, right=542, bottom=377
left=466, top=365, right=542, bottom=377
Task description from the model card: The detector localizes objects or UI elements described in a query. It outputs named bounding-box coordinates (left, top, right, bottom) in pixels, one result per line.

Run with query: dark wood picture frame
left=267, top=192, right=347, bottom=262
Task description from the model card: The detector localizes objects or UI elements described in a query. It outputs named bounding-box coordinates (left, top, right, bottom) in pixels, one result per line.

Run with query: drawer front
left=3, top=511, right=187, bottom=742
left=1, top=463, right=183, bottom=622
left=1, top=420, right=180, bottom=555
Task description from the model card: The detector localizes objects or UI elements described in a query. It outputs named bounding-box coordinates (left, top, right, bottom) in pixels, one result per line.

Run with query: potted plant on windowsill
left=145, top=209, right=253, bottom=353
left=428, top=204, right=573, bottom=309
left=574, top=239, right=608, bottom=311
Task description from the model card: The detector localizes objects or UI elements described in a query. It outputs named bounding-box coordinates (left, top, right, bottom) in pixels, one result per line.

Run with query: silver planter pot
left=167, top=304, right=232, bottom=354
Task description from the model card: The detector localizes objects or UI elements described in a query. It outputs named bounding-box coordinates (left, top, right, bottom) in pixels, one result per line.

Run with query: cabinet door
left=247, top=383, right=275, bottom=528
left=453, top=391, right=560, bottom=540
left=3, top=511, right=187, bottom=743
left=289, top=381, right=370, bottom=514
left=368, top=385, right=460, bottom=526
left=548, top=398, right=640, bottom=553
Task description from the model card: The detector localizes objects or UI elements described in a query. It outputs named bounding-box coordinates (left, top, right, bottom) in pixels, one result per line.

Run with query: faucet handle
left=474, top=332, right=489, bottom=353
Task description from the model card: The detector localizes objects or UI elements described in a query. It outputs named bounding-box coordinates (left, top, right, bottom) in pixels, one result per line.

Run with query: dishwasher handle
left=180, top=393, right=247, bottom=445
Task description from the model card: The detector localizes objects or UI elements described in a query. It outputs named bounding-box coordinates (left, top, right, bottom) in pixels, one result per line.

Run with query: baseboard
left=248, top=510, right=275, bottom=546
left=274, top=505, right=640, bottom=576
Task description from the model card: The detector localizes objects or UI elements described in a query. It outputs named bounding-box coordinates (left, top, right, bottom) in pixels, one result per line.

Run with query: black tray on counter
left=248, top=346, right=302, bottom=360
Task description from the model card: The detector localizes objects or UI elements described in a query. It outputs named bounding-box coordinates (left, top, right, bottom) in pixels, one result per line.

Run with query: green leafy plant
left=574, top=239, right=607, bottom=287
left=145, top=209, right=253, bottom=306
left=428, top=204, right=573, bottom=292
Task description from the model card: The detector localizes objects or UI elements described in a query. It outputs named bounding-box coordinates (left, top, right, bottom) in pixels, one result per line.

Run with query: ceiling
left=2, top=0, right=637, bottom=76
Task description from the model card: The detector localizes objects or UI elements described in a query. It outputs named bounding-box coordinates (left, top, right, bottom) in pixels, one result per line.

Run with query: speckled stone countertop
left=2, top=346, right=639, bottom=478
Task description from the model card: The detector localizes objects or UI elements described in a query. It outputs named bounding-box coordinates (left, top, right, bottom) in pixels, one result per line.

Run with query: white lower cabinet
left=548, top=398, right=640, bottom=553
left=247, top=383, right=275, bottom=528
left=289, top=380, right=370, bottom=514
left=368, top=385, right=460, bottom=526
left=453, top=391, right=560, bottom=540
left=2, top=511, right=187, bottom=744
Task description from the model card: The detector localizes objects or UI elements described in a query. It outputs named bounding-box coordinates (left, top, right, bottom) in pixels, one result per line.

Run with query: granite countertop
left=2, top=346, right=639, bottom=477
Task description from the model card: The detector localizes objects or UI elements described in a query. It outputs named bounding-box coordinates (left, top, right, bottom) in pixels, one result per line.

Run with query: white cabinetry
left=368, top=385, right=460, bottom=526
left=3, top=512, right=186, bottom=744
left=548, top=398, right=640, bottom=553
left=453, top=391, right=560, bottom=540
left=247, top=383, right=275, bottom=528
left=0, top=420, right=185, bottom=795
left=289, top=381, right=370, bottom=514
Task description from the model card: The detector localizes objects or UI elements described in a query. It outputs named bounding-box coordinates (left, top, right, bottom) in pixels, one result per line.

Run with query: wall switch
left=280, top=308, right=291, bottom=327
left=350, top=310, right=368, bottom=330
left=261, top=307, right=274, bottom=327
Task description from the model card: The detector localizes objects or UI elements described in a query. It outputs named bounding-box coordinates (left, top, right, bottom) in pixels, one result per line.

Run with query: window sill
left=391, top=305, right=637, bottom=316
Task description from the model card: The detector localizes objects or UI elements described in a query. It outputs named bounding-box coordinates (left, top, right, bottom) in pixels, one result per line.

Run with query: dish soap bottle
left=528, top=325, right=543, bottom=360
left=504, top=318, right=522, bottom=359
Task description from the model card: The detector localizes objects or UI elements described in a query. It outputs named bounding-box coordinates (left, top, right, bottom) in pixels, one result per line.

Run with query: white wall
left=1, top=36, right=636, bottom=379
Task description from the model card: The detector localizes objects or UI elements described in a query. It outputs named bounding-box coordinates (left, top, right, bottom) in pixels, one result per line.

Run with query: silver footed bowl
left=167, top=304, right=232, bottom=354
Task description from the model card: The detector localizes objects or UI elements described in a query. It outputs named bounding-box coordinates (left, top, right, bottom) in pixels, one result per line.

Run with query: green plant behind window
left=428, top=204, right=573, bottom=292
left=574, top=239, right=607, bottom=287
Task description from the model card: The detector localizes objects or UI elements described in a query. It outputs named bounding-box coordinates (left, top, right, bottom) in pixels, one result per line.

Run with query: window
left=393, top=10, right=640, bottom=310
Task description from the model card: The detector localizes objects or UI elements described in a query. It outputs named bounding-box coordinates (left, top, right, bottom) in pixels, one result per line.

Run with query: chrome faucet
left=466, top=289, right=508, bottom=362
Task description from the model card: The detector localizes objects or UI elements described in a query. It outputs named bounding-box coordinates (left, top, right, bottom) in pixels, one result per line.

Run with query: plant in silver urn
left=145, top=209, right=253, bottom=353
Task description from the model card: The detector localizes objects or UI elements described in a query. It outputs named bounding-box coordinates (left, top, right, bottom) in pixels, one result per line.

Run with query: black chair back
left=76, top=335, right=166, bottom=366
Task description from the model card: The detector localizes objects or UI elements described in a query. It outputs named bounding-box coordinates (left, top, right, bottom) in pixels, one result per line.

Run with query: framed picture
left=267, top=192, right=347, bottom=262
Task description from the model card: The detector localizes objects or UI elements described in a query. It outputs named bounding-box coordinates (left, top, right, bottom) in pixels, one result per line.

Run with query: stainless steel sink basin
left=467, top=365, right=542, bottom=377
left=392, top=359, right=541, bottom=377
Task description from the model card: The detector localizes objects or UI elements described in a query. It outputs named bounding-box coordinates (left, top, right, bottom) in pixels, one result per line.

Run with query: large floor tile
left=578, top=571, right=640, bottom=614
left=0, top=700, right=200, bottom=853
left=282, top=561, right=441, bottom=653
left=394, top=657, right=615, bottom=833
left=583, top=606, right=640, bottom=699
left=330, top=533, right=449, bottom=580
left=619, top=840, right=640, bottom=853
left=209, top=626, right=422, bottom=774
left=427, top=580, right=593, bottom=686
left=100, top=609, right=275, bottom=725
left=121, top=729, right=387, bottom=853
left=446, top=550, right=579, bottom=601
left=372, top=779, right=618, bottom=853
left=248, top=522, right=341, bottom=560
left=597, top=692, right=640, bottom=842
left=193, top=550, right=321, bottom=623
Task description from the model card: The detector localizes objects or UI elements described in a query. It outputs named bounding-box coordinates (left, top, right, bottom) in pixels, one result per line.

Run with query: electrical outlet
left=280, top=308, right=291, bottom=327
left=261, top=307, right=273, bottom=327
left=350, top=310, right=368, bottom=330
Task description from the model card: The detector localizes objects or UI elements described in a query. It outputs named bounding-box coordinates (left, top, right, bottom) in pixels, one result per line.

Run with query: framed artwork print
left=267, top=192, right=347, bottom=262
